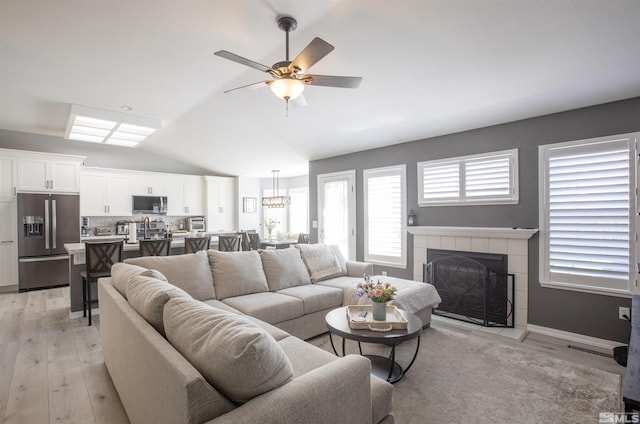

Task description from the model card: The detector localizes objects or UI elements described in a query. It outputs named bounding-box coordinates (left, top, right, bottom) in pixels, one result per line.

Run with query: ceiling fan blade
left=303, top=74, right=362, bottom=89
left=289, top=38, right=334, bottom=74
left=291, top=93, right=307, bottom=108
left=223, top=80, right=271, bottom=94
left=214, top=50, right=272, bottom=73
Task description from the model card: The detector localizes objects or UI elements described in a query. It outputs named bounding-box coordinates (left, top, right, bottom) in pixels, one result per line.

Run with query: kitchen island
left=63, top=236, right=218, bottom=316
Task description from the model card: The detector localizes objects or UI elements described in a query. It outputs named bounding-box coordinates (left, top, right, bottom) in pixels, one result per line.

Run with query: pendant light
left=262, top=170, right=291, bottom=208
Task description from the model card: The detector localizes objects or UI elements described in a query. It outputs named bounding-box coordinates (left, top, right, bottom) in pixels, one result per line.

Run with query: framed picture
left=243, top=197, right=257, bottom=213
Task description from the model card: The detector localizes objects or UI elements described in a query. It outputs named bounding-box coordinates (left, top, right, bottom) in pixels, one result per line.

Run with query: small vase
left=371, top=301, right=387, bottom=321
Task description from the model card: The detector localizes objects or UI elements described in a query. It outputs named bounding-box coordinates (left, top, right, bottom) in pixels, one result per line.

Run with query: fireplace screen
left=425, top=249, right=514, bottom=328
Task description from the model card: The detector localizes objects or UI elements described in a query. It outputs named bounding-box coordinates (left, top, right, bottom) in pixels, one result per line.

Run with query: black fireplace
left=425, top=249, right=514, bottom=328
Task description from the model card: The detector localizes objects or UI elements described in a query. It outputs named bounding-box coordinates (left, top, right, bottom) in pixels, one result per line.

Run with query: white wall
left=237, top=176, right=261, bottom=231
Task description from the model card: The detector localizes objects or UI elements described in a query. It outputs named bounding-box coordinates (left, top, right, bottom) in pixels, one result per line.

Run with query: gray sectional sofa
left=98, top=244, right=441, bottom=424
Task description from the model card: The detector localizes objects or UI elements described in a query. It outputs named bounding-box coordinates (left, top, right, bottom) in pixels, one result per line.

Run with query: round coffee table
left=325, top=306, right=422, bottom=383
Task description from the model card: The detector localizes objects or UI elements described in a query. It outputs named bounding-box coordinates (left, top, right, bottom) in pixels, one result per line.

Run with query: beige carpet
left=308, top=326, right=621, bottom=424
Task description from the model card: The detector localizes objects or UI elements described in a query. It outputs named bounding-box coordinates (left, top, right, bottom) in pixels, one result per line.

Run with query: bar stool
left=184, top=236, right=211, bottom=254
left=218, top=234, right=242, bottom=251
left=297, top=233, right=310, bottom=244
left=240, top=232, right=252, bottom=251
left=81, top=240, right=123, bottom=326
left=248, top=232, right=262, bottom=250
left=139, top=239, right=172, bottom=256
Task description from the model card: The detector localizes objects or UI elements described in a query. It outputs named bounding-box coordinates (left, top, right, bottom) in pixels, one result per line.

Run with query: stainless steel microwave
left=132, top=195, right=167, bottom=214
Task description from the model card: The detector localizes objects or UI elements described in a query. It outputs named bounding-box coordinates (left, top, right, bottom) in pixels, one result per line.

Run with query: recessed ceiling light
left=65, top=104, right=161, bottom=148
left=121, top=105, right=133, bottom=111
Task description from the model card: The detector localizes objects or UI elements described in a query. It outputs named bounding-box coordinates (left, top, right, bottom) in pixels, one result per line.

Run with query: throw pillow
left=207, top=250, right=269, bottom=300
left=295, top=244, right=344, bottom=283
left=163, top=297, right=293, bottom=403
left=259, top=248, right=311, bottom=291
left=125, top=252, right=215, bottom=301
left=126, top=275, right=191, bottom=336
left=329, top=244, right=348, bottom=274
left=110, top=263, right=148, bottom=298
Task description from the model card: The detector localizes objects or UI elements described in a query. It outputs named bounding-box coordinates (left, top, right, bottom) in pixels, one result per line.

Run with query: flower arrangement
left=264, top=218, right=279, bottom=239
left=356, top=274, right=397, bottom=303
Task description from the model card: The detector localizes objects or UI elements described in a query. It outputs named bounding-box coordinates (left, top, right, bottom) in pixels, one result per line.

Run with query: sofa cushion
left=221, top=292, right=304, bottom=324
left=125, top=251, right=215, bottom=301
left=277, top=285, right=344, bottom=315
left=277, top=335, right=337, bottom=377
left=295, top=244, right=345, bottom=283
left=141, top=268, right=168, bottom=281
left=126, top=275, right=191, bottom=336
left=163, top=297, right=293, bottom=404
left=207, top=250, right=269, bottom=300
left=330, top=245, right=348, bottom=274
left=260, top=247, right=311, bottom=291
left=110, top=262, right=148, bottom=298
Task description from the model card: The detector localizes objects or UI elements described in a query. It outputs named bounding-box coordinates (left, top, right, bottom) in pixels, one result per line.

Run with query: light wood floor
left=0, top=287, right=128, bottom=424
left=0, top=287, right=627, bottom=424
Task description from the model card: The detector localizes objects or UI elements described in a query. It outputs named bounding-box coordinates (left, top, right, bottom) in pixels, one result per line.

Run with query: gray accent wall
left=309, top=96, right=640, bottom=343
left=0, top=129, right=215, bottom=175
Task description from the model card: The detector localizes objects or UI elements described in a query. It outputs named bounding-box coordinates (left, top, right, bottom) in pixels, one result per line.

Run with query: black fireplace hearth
left=425, top=249, right=514, bottom=328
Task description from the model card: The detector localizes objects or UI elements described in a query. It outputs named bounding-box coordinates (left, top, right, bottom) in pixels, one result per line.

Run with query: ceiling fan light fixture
left=270, top=78, right=304, bottom=100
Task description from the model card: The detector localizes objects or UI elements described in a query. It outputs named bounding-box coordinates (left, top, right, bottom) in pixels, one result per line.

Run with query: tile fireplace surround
left=407, top=226, right=538, bottom=330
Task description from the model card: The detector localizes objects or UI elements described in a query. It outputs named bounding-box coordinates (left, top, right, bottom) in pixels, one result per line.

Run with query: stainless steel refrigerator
left=17, top=193, right=80, bottom=291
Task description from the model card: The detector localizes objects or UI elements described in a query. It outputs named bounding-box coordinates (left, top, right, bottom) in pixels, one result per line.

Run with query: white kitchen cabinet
left=17, top=154, right=83, bottom=193
left=0, top=200, right=18, bottom=287
left=0, top=156, right=17, bottom=200
left=206, top=176, right=236, bottom=232
left=81, top=169, right=132, bottom=216
left=167, top=175, right=205, bottom=216
left=131, top=173, right=166, bottom=195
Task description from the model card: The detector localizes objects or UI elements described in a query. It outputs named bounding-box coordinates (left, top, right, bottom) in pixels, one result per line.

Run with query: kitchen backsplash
left=85, top=215, right=192, bottom=233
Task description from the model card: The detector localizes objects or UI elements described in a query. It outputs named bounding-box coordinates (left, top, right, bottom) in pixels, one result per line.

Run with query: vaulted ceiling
left=1, top=0, right=639, bottom=177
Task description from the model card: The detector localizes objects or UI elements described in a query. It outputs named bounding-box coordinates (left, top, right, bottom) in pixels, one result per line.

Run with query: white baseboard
left=69, top=308, right=99, bottom=320
left=526, top=324, right=622, bottom=351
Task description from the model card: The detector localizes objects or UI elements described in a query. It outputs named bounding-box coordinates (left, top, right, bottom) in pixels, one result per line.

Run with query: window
left=539, top=133, right=638, bottom=296
left=363, top=165, right=406, bottom=267
left=418, top=149, right=518, bottom=206
left=289, top=187, right=309, bottom=234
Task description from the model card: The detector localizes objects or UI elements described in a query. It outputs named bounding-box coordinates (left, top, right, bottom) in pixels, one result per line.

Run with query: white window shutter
left=364, top=165, right=407, bottom=267
left=418, top=149, right=518, bottom=206
left=539, top=135, right=637, bottom=295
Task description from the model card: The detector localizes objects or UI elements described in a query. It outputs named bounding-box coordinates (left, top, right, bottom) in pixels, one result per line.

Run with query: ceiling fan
left=214, top=16, right=362, bottom=111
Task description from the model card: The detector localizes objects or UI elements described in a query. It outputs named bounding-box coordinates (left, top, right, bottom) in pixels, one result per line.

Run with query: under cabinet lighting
left=65, top=104, right=161, bottom=148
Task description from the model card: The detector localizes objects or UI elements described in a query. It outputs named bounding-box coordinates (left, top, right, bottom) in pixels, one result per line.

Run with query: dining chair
left=240, top=232, right=252, bottom=251
left=184, top=236, right=211, bottom=254
left=139, top=239, right=172, bottom=256
left=248, top=232, right=262, bottom=250
left=297, top=233, right=310, bottom=244
left=81, top=240, right=123, bottom=326
left=218, top=234, right=242, bottom=251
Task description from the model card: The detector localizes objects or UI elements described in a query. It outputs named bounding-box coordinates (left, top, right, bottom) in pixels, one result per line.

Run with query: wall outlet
left=381, top=271, right=387, bottom=276
left=619, top=306, right=630, bottom=320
